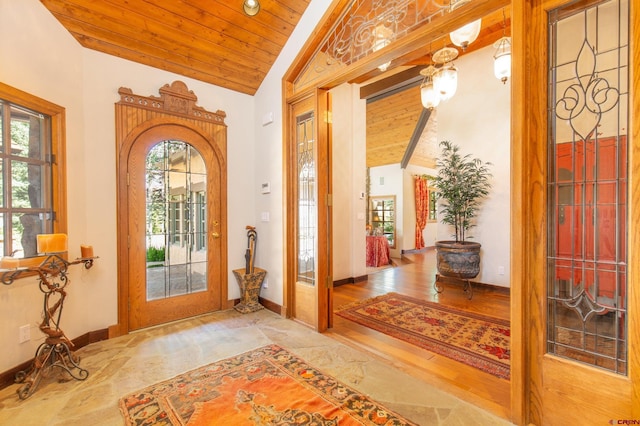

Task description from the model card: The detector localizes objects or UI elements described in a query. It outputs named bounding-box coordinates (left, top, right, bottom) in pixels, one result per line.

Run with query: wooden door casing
left=113, top=81, right=228, bottom=336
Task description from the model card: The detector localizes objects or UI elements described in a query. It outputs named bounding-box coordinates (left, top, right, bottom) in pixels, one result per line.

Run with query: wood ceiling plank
left=267, top=0, right=309, bottom=16
left=39, top=0, right=311, bottom=94
left=72, top=32, right=261, bottom=95
left=43, top=0, right=272, bottom=76
left=48, top=20, right=266, bottom=91
left=140, top=0, right=286, bottom=54
left=62, top=23, right=264, bottom=91
left=366, top=82, right=429, bottom=168
left=174, top=0, right=300, bottom=41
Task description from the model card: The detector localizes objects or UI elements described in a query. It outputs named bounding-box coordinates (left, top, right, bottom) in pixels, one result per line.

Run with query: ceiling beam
left=360, top=67, right=424, bottom=102
left=401, top=108, right=432, bottom=169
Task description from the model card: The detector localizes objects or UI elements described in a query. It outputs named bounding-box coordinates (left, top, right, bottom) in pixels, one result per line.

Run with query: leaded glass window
left=297, top=111, right=316, bottom=285
left=547, top=0, right=628, bottom=374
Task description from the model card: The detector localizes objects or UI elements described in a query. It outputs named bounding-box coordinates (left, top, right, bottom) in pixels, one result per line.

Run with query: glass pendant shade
left=420, top=66, right=440, bottom=109
left=450, top=19, right=482, bottom=49
left=493, top=36, right=512, bottom=83
left=433, top=65, right=458, bottom=100
left=421, top=81, right=440, bottom=109
left=243, top=0, right=260, bottom=16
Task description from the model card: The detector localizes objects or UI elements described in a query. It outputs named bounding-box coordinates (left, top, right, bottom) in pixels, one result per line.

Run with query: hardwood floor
left=328, top=248, right=511, bottom=421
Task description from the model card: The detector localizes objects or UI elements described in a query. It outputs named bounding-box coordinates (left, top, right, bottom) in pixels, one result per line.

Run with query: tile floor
left=0, top=309, right=514, bottom=425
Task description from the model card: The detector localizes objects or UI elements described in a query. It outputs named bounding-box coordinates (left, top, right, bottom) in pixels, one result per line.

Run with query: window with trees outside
left=369, top=196, right=395, bottom=248
left=0, top=83, right=66, bottom=263
left=428, top=188, right=437, bottom=222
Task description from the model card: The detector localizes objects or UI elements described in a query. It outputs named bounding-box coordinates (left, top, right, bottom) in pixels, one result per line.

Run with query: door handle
left=212, top=232, right=221, bottom=239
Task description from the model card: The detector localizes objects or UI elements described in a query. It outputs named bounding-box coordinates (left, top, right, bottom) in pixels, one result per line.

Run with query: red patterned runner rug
left=119, top=344, right=417, bottom=425
left=336, top=292, right=510, bottom=380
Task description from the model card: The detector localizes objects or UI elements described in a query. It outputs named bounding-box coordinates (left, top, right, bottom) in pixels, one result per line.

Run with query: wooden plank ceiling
left=39, top=0, right=310, bottom=95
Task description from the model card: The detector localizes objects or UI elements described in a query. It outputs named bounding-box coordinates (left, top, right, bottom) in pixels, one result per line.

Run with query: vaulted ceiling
left=39, top=0, right=509, bottom=169
left=362, top=7, right=511, bottom=169
left=39, top=0, right=311, bottom=95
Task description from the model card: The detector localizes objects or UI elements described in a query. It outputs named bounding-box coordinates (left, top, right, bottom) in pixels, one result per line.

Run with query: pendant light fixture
left=493, top=37, right=511, bottom=83
left=432, top=46, right=459, bottom=101
left=449, top=0, right=482, bottom=50
left=420, top=66, right=440, bottom=109
left=243, top=0, right=260, bottom=16
left=493, top=8, right=511, bottom=83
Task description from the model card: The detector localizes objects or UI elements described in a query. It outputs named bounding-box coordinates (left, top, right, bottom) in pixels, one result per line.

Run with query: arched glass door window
left=145, top=140, right=207, bottom=300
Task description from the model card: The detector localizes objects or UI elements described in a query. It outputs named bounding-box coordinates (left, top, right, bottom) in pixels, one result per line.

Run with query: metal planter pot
left=435, top=240, right=481, bottom=279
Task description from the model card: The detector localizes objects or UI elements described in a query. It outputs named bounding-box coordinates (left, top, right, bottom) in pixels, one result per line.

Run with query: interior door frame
left=111, top=81, right=228, bottom=337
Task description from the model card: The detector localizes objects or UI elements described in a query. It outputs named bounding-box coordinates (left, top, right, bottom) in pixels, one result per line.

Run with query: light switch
left=261, top=212, right=270, bottom=222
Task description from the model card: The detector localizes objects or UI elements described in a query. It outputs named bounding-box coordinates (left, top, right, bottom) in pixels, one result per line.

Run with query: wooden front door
left=126, top=124, right=224, bottom=330
left=516, top=0, right=638, bottom=422
left=285, top=91, right=332, bottom=331
left=115, top=82, right=228, bottom=335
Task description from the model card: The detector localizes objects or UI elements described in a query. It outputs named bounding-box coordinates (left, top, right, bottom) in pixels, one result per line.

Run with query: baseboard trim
left=333, top=274, right=368, bottom=287
left=229, top=296, right=282, bottom=316
left=401, top=246, right=434, bottom=254
left=0, top=328, right=109, bottom=391
left=258, top=297, right=282, bottom=315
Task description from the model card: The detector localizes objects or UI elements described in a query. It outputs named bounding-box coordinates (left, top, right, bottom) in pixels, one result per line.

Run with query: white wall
left=252, top=0, right=333, bottom=303
left=331, top=84, right=367, bottom=281
left=437, top=44, right=511, bottom=287
left=0, top=0, right=256, bottom=371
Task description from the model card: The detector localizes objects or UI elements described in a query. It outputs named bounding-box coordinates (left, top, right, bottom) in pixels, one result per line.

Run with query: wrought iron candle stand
left=1, top=253, right=97, bottom=399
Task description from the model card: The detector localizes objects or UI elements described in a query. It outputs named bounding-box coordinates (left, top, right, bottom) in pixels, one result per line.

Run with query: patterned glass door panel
left=145, top=140, right=207, bottom=300
left=547, top=0, right=628, bottom=374
left=297, top=111, right=316, bottom=286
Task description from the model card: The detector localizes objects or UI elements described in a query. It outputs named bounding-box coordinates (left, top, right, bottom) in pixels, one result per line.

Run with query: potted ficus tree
left=431, top=140, right=492, bottom=280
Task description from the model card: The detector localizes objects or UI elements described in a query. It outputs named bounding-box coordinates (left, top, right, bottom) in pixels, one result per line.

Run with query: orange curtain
left=414, top=176, right=429, bottom=249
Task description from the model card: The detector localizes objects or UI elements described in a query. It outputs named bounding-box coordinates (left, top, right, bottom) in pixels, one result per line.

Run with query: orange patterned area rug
left=119, top=344, right=417, bottom=425
left=336, top=292, right=510, bottom=380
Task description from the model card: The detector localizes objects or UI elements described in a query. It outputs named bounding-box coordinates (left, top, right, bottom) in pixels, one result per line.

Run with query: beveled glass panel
left=145, top=140, right=208, bottom=301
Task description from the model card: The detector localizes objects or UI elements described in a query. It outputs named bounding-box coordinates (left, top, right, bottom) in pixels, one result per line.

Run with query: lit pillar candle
left=80, top=245, right=94, bottom=258
left=37, top=233, right=68, bottom=254
left=1, top=257, right=19, bottom=269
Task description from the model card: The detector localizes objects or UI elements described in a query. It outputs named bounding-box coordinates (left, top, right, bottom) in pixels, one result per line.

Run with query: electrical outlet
left=498, top=266, right=505, bottom=275
left=262, top=278, right=268, bottom=289
left=19, top=324, right=30, bottom=343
